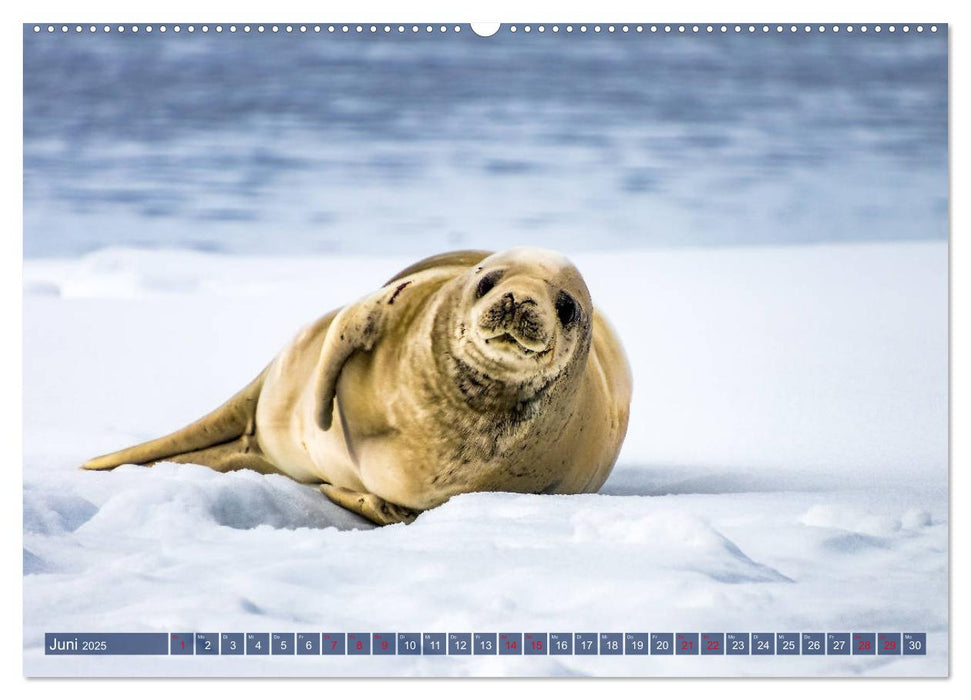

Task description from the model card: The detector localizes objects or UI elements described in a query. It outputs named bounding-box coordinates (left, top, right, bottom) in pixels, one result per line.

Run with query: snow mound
left=32, top=463, right=375, bottom=537
left=24, top=487, right=99, bottom=536
left=422, top=494, right=791, bottom=584
left=799, top=504, right=905, bottom=538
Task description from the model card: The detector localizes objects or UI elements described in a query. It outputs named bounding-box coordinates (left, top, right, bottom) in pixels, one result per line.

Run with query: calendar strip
left=43, top=632, right=926, bottom=656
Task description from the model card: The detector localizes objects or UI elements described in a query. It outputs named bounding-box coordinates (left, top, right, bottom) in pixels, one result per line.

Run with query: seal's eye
left=475, top=270, right=504, bottom=299
left=555, top=291, right=580, bottom=326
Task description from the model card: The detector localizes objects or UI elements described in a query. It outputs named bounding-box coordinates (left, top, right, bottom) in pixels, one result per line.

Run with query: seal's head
left=441, top=247, right=593, bottom=411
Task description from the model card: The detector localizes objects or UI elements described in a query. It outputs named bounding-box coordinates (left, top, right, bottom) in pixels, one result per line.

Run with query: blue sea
left=23, top=25, right=948, bottom=258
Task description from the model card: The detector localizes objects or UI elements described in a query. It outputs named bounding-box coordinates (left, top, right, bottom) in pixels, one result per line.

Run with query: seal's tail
left=81, top=367, right=269, bottom=471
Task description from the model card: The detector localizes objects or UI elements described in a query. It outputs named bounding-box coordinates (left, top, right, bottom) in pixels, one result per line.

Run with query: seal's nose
left=478, top=290, right=551, bottom=353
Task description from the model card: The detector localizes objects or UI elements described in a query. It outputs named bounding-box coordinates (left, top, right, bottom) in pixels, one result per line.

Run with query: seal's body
left=83, top=248, right=632, bottom=525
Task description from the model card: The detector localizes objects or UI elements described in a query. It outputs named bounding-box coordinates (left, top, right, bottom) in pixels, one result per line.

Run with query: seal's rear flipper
left=81, top=367, right=269, bottom=472
left=163, top=438, right=279, bottom=475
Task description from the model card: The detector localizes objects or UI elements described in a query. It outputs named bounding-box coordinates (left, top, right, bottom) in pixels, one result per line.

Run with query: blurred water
left=23, top=25, right=948, bottom=258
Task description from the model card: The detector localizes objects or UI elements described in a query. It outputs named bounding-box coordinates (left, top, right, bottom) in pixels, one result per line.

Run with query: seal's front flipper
left=81, top=367, right=268, bottom=472
left=313, top=253, right=494, bottom=432
left=320, top=484, right=419, bottom=526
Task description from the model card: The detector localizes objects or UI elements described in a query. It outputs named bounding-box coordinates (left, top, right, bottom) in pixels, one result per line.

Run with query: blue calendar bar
left=44, top=632, right=929, bottom=655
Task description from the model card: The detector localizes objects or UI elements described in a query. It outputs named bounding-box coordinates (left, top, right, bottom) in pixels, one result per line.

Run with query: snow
left=22, top=241, right=948, bottom=676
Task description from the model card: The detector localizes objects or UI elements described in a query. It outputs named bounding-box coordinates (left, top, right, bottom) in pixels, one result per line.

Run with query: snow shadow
left=601, top=464, right=836, bottom=497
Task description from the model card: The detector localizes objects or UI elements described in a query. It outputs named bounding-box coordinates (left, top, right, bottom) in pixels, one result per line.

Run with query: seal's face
left=444, top=247, right=593, bottom=410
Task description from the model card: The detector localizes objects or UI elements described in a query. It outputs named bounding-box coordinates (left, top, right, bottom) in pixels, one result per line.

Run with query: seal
left=82, top=248, right=632, bottom=525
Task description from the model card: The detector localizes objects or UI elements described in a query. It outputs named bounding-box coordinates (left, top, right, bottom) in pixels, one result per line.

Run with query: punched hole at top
left=471, top=23, right=500, bottom=37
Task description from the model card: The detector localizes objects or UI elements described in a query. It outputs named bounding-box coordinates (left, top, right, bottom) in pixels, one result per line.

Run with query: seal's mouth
left=482, top=330, right=550, bottom=356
